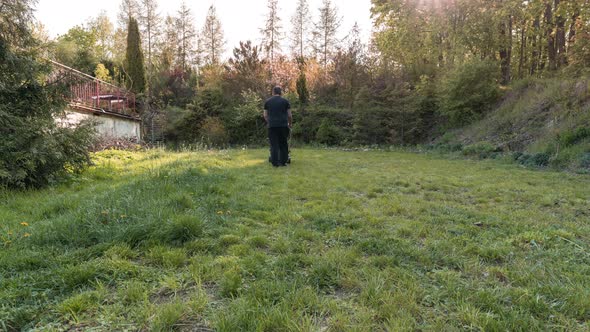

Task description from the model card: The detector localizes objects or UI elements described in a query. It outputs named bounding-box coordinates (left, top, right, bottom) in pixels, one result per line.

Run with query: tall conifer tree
left=125, top=17, right=146, bottom=93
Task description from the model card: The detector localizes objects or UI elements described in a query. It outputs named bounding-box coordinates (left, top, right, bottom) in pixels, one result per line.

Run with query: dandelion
left=20, top=222, right=29, bottom=227
left=23, top=233, right=31, bottom=238
left=217, top=211, right=224, bottom=215
left=101, top=211, right=109, bottom=215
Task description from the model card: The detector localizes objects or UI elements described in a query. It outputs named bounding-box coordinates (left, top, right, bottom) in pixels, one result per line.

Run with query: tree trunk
left=518, top=21, right=526, bottom=79
left=531, top=18, right=539, bottom=75
left=545, top=2, right=556, bottom=71
left=500, top=15, right=513, bottom=84
left=554, top=0, right=566, bottom=67
left=567, top=8, right=580, bottom=59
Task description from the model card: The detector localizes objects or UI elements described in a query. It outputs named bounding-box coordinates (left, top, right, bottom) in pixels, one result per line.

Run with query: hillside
left=447, top=77, right=590, bottom=171
left=1, top=149, right=589, bottom=330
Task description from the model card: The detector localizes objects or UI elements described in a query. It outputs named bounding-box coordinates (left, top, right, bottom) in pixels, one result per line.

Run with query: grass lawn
left=1, top=148, right=589, bottom=331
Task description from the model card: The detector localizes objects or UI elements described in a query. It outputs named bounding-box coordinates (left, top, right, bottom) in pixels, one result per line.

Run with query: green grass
left=1, top=148, right=589, bottom=331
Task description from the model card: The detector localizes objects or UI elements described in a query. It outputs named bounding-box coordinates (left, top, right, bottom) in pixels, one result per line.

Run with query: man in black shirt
left=264, top=86, right=292, bottom=167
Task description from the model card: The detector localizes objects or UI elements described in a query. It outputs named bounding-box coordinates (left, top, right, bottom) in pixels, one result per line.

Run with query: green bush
left=559, top=127, right=590, bottom=148
left=223, top=90, right=266, bottom=144
left=352, top=107, right=393, bottom=145
left=462, top=142, right=499, bottom=159
left=200, top=117, right=229, bottom=147
left=316, top=119, right=342, bottom=145
left=517, top=152, right=550, bottom=168
left=0, top=39, right=95, bottom=188
left=438, top=59, right=501, bottom=127
left=580, top=153, right=590, bottom=169
left=291, top=106, right=352, bottom=144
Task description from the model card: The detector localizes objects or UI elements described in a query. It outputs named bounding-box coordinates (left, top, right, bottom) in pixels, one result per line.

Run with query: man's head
left=272, top=86, right=282, bottom=96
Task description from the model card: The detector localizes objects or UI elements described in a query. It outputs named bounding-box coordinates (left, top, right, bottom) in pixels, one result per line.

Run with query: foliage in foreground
left=1, top=149, right=589, bottom=331
left=0, top=6, right=95, bottom=189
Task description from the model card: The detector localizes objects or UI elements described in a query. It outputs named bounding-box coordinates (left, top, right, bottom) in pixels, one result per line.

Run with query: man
left=264, top=86, right=292, bottom=167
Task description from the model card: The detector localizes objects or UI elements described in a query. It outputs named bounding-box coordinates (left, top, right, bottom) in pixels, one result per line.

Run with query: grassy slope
left=452, top=78, right=590, bottom=170
left=1, top=149, right=589, bottom=331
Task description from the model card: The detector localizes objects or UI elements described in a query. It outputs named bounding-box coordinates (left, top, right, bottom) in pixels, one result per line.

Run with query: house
left=51, top=61, right=142, bottom=141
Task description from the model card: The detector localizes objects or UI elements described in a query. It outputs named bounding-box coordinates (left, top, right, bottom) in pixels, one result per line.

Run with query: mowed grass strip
left=1, top=148, right=589, bottom=331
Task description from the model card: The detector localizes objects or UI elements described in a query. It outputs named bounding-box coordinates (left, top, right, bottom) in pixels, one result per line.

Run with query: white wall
left=57, top=109, right=142, bottom=141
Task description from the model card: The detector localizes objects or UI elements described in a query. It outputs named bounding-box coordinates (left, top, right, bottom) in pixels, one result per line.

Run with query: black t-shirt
left=264, top=96, right=291, bottom=128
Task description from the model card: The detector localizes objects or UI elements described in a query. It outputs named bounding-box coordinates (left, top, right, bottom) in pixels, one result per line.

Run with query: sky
left=35, top=0, right=374, bottom=58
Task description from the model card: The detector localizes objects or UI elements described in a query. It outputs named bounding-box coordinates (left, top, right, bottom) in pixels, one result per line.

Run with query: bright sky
left=35, top=0, right=373, bottom=58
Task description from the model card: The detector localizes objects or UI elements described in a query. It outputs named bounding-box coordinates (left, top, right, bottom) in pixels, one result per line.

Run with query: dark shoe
left=280, top=163, right=288, bottom=167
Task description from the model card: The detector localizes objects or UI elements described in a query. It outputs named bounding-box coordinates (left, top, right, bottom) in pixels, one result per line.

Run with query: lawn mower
left=268, top=128, right=292, bottom=164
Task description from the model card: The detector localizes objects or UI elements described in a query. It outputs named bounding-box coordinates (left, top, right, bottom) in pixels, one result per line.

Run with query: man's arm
left=263, top=100, right=269, bottom=123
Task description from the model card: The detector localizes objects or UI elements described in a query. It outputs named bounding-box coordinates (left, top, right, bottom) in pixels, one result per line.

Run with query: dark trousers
left=268, top=127, right=290, bottom=166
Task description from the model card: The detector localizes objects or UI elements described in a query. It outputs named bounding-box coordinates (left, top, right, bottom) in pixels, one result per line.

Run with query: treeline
left=37, top=0, right=590, bottom=147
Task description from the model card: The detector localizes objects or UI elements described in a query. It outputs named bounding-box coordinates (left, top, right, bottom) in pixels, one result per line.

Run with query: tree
left=201, top=5, right=225, bottom=65
left=291, top=0, right=311, bottom=59
left=1, top=0, right=94, bottom=188
left=160, top=15, right=179, bottom=72
left=313, top=0, right=341, bottom=69
left=296, top=60, right=309, bottom=106
left=89, top=11, right=115, bottom=61
left=226, top=41, right=268, bottom=98
left=261, top=0, right=283, bottom=65
left=332, top=22, right=366, bottom=109
left=94, top=63, right=112, bottom=81
left=125, top=17, right=146, bottom=93
left=118, top=0, right=140, bottom=27
left=0, top=0, right=36, bottom=47
left=175, top=1, right=197, bottom=72
left=139, top=0, right=161, bottom=92
left=54, top=26, right=99, bottom=74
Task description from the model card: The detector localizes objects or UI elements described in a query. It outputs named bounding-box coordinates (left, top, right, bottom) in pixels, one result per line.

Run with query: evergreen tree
left=125, top=17, right=146, bottom=93
left=296, top=69, right=309, bottom=106
left=291, top=0, right=311, bottom=59
left=261, top=0, right=283, bottom=64
left=1, top=0, right=94, bottom=188
left=176, top=1, right=197, bottom=72
left=160, top=15, right=179, bottom=72
left=201, top=5, right=225, bottom=65
left=313, top=0, right=341, bottom=69
left=139, top=0, right=162, bottom=92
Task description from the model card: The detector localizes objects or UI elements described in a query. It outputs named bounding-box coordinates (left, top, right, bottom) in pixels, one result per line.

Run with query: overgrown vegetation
left=0, top=1, right=95, bottom=189
left=29, top=0, right=588, bottom=165
left=1, top=149, right=589, bottom=330
left=440, top=77, right=590, bottom=172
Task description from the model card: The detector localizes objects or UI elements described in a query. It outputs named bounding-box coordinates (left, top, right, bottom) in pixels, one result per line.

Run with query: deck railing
left=49, top=60, right=138, bottom=118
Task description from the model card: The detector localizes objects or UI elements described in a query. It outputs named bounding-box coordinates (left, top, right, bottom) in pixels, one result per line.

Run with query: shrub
left=438, top=59, right=501, bottom=126
left=559, top=127, right=590, bottom=148
left=223, top=90, right=266, bottom=144
left=316, top=119, right=342, bottom=145
left=579, top=153, right=590, bottom=169
left=462, top=142, right=499, bottom=159
left=292, top=107, right=352, bottom=144
left=200, top=117, right=229, bottom=147
left=352, top=107, right=393, bottom=145
left=518, top=152, right=550, bottom=168
left=0, top=40, right=96, bottom=188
